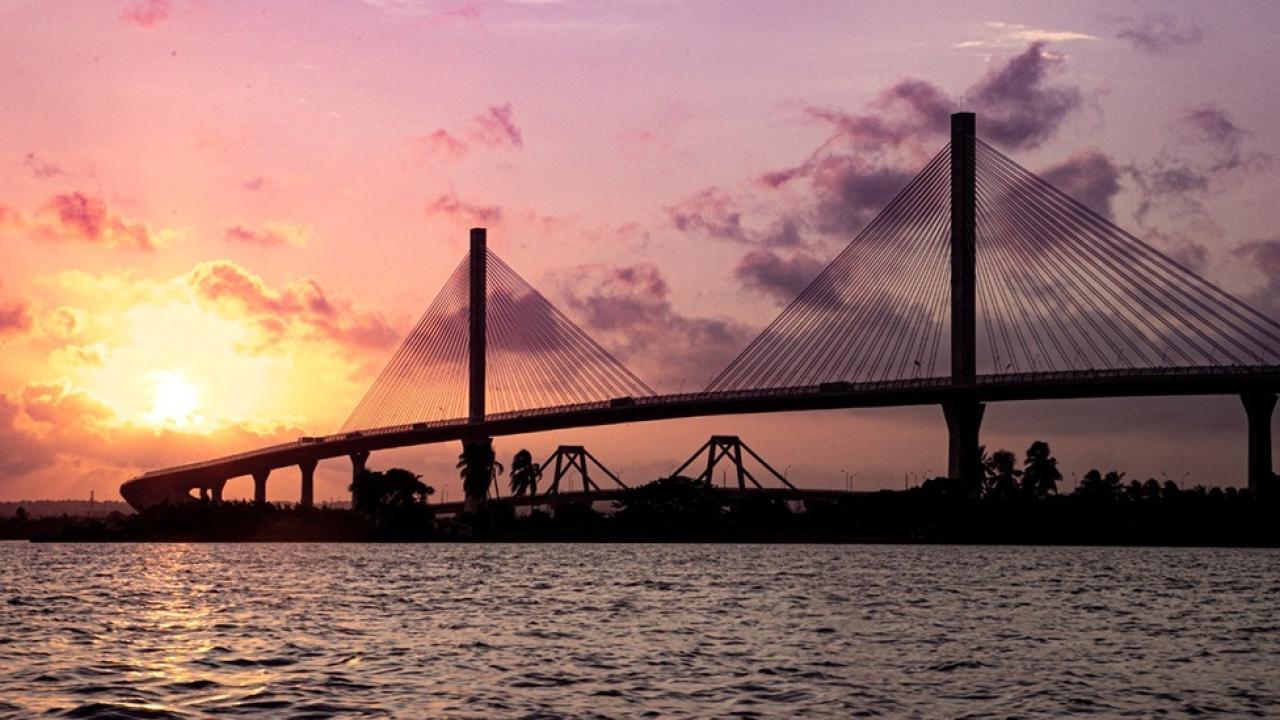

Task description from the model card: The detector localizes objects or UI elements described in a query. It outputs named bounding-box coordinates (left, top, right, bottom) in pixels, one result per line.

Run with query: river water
left=2, top=543, right=1278, bottom=718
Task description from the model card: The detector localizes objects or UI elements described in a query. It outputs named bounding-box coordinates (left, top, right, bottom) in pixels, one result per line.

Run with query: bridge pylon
left=541, top=445, right=627, bottom=495
left=946, top=112, right=983, bottom=484
left=670, top=435, right=797, bottom=490
left=469, top=227, right=486, bottom=424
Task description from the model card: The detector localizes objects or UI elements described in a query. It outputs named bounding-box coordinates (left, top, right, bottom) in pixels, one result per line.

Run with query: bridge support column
left=943, top=401, right=984, bottom=484
left=349, top=451, right=370, bottom=502
left=299, top=459, right=317, bottom=508
left=1241, top=392, right=1276, bottom=495
left=252, top=469, right=270, bottom=505
left=212, top=480, right=225, bottom=504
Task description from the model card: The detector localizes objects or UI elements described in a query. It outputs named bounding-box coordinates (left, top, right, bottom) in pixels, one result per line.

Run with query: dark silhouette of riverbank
left=12, top=478, right=1278, bottom=546
left=12, top=441, right=1279, bottom=545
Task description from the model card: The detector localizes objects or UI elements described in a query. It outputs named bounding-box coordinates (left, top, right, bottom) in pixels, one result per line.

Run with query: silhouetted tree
left=1077, top=469, right=1125, bottom=499
left=1162, top=480, right=1180, bottom=498
left=1142, top=478, right=1162, bottom=501
left=616, top=476, right=722, bottom=525
left=1022, top=441, right=1061, bottom=498
left=458, top=437, right=502, bottom=513
left=983, top=449, right=1021, bottom=499
left=349, top=467, right=434, bottom=529
left=1126, top=479, right=1144, bottom=501
left=919, top=475, right=979, bottom=502
left=509, top=449, right=542, bottom=497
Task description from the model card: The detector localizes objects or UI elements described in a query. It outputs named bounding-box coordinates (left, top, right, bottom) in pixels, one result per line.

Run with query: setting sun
left=143, top=369, right=202, bottom=429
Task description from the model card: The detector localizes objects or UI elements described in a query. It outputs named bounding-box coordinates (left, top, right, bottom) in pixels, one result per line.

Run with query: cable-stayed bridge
left=121, top=114, right=1280, bottom=510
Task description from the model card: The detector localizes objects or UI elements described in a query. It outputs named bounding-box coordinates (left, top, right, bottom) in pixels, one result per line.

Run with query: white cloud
left=957, top=21, right=1098, bottom=49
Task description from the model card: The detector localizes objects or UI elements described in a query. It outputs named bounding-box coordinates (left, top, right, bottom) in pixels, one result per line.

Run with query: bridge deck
left=120, top=366, right=1280, bottom=509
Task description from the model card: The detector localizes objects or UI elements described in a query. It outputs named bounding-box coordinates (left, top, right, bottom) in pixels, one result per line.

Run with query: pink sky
left=3, top=0, right=1280, bottom=502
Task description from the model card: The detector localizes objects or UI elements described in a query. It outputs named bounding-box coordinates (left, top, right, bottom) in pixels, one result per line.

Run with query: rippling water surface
left=2, top=543, right=1279, bottom=718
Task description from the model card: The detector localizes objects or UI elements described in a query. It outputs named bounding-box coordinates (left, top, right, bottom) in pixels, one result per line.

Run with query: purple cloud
left=1117, top=14, right=1202, bottom=54
left=734, top=249, right=826, bottom=304
left=553, top=263, right=752, bottom=389
left=1178, top=105, right=1249, bottom=172
left=472, top=103, right=523, bottom=149
left=21, top=152, right=64, bottom=179
left=963, top=42, right=1082, bottom=150
left=665, top=188, right=748, bottom=243
left=427, top=194, right=503, bottom=225
left=1039, top=151, right=1123, bottom=219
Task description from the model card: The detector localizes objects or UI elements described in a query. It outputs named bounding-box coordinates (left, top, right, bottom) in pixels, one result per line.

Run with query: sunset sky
left=3, top=0, right=1280, bottom=502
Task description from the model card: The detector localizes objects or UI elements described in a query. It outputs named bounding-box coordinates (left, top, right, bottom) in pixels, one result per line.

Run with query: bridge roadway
left=121, top=366, right=1280, bottom=509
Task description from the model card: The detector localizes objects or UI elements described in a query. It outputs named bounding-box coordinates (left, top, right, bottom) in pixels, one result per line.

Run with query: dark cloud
left=21, top=152, right=64, bottom=179
left=1143, top=228, right=1209, bottom=275
left=1233, top=239, right=1280, bottom=320
left=471, top=103, right=523, bottom=149
left=761, top=219, right=805, bottom=249
left=553, top=263, right=753, bottom=389
left=665, top=188, right=748, bottom=243
left=671, top=40, right=1084, bottom=304
left=35, top=193, right=156, bottom=251
left=963, top=42, right=1082, bottom=150
left=1236, top=239, right=1280, bottom=277
left=734, top=249, right=825, bottom=304
left=427, top=194, right=503, bottom=226
left=1140, top=161, right=1210, bottom=197
left=1039, top=151, right=1123, bottom=219
left=809, top=160, right=914, bottom=235
left=120, top=0, right=171, bottom=28
left=1116, top=14, right=1202, bottom=54
left=741, top=42, right=1079, bottom=241
left=798, top=80, right=954, bottom=153
left=1128, top=105, right=1263, bottom=225
left=1178, top=105, right=1249, bottom=172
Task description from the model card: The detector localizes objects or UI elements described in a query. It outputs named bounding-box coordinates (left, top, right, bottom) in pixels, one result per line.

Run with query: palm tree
left=983, top=449, right=1021, bottom=499
left=509, top=449, right=542, bottom=497
left=1077, top=469, right=1125, bottom=500
left=458, top=437, right=503, bottom=513
left=1022, top=441, right=1062, bottom=499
